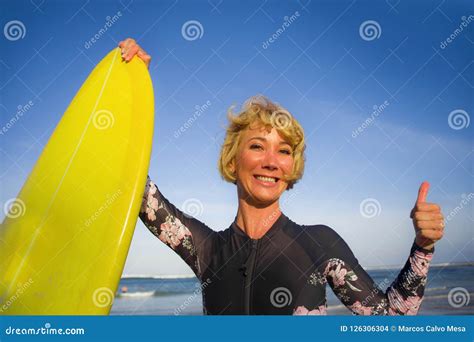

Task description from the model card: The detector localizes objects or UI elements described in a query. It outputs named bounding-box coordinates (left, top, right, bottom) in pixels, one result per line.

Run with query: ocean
left=110, top=264, right=474, bottom=315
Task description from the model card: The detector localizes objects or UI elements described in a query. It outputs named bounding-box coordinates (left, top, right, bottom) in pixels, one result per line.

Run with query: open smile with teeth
left=254, top=175, right=279, bottom=183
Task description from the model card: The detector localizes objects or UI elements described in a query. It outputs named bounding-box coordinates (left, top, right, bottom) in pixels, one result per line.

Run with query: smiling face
left=232, top=124, right=295, bottom=206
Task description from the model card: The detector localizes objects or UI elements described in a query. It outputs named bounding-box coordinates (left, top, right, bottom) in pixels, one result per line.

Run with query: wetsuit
left=139, top=176, right=434, bottom=315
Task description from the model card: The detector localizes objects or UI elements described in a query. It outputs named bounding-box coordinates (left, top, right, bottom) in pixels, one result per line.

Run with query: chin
left=252, top=191, right=281, bottom=204
left=238, top=181, right=285, bottom=204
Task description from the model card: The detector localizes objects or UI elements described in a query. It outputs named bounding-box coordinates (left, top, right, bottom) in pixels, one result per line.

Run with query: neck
left=235, top=188, right=282, bottom=239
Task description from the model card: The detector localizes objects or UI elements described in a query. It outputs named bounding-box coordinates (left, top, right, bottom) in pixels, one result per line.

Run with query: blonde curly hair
left=218, top=95, right=306, bottom=191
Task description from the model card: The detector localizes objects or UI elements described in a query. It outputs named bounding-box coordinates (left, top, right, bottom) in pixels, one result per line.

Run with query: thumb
left=416, top=181, right=430, bottom=204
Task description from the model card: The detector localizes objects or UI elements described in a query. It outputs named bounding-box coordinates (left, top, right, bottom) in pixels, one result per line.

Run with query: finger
left=122, top=38, right=136, bottom=55
left=137, top=47, right=149, bottom=57
left=415, top=220, right=445, bottom=230
left=415, top=202, right=441, bottom=212
left=416, top=229, right=444, bottom=241
left=120, top=38, right=134, bottom=50
left=416, top=181, right=430, bottom=204
left=413, top=211, right=444, bottom=221
left=123, top=38, right=136, bottom=46
left=125, top=45, right=139, bottom=61
left=137, top=50, right=151, bottom=65
left=137, top=49, right=147, bottom=58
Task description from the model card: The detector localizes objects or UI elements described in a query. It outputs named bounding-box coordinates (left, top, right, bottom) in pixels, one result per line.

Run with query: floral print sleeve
left=138, top=175, right=215, bottom=280
left=318, top=227, right=433, bottom=315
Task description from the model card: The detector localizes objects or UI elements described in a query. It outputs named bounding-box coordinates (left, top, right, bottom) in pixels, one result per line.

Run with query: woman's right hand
left=118, top=38, right=151, bottom=68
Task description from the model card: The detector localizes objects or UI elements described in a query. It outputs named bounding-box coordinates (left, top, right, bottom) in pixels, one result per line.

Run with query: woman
left=119, top=38, right=445, bottom=315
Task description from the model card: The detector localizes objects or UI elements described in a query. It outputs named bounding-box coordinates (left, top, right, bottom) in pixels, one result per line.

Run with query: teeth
left=256, top=176, right=276, bottom=183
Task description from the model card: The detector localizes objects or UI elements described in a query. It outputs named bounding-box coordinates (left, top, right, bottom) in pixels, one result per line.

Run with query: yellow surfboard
left=0, top=48, right=154, bottom=314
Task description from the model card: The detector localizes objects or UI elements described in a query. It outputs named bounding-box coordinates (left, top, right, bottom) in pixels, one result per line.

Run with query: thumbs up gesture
left=410, top=181, right=445, bottom=250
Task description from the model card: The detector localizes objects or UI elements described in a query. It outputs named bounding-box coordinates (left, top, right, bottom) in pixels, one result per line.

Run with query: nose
left=261, top=149, right=278, bottom=171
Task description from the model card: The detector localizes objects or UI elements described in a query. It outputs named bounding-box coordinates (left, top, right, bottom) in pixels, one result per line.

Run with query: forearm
left=386, top=241, right=434, bottom=315
left=324, top=237, right=434, bottom=315
left=138, top=175, right=215, bottom=279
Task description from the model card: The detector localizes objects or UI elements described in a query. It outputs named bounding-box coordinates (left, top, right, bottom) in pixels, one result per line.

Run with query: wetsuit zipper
left=243, top=239, right=259, bottom=314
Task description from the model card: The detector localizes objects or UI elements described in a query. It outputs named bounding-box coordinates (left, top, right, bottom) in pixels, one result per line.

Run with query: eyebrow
left=248, top=136, right=291, bottom=146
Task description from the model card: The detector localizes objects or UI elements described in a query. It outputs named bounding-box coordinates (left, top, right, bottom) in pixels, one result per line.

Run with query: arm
left=320, top=227, right=433, bottom=315
left=323, top=181, right=443, bottom=315
left=139, top=175, right=215, bottom=280
left=121, top=40, right=216, bottom=279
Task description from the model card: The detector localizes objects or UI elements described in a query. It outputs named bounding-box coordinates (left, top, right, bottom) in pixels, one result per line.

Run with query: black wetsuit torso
left=139, top=176, right=433, bottom=315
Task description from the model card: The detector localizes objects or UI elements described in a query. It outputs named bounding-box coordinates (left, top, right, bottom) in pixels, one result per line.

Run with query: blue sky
left=1, top=0, right=473, bottom=276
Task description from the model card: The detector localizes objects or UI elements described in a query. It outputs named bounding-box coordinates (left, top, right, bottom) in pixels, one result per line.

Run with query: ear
left=229, top=159, right=236, bottom=175
left=229, top=160, right=238, bottom=185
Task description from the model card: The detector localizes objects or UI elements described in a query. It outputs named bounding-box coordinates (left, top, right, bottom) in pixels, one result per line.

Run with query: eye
left=280, top=149, right=291, bottom=155
left=250, top=144, right=263, bottom=150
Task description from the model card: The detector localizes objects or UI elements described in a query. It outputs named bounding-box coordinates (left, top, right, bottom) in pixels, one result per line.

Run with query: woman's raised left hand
left=411, top=181, right=445, bottom=250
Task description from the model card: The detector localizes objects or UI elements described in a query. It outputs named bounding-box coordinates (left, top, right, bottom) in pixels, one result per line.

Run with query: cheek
left=280, top=158, right=294, bottom=174
left=238, top=151, right=262, bottom=170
